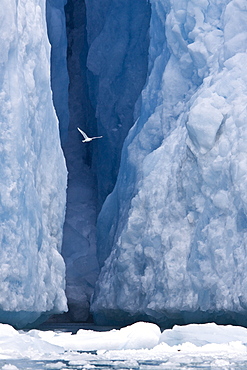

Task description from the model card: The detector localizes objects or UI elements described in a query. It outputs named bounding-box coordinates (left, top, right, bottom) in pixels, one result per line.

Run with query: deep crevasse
left=52, top=0, right=151, bottom=322
left=92, top=0, right=247, bottom=326
left=60, top=0, right=99, bottom=322
left=46, top=0, right=69, bottom=145
left=0, top=0, right=67, bottom=328
left=85, top=0, right=151, bottom=207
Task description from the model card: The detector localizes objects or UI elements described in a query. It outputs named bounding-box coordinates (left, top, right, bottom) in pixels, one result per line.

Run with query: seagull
left=77, top=127, right=103, bottom=142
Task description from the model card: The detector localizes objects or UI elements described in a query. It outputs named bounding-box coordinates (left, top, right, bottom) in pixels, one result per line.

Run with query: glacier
left=92, top=0, right=247, bottom=327
left=0, top=0, right=67, bottom=327
left=2, top=0, right=247, bottom=330
left=46, top=0, right=69, bottom=145
left=85, top=0, right=151, bottom=206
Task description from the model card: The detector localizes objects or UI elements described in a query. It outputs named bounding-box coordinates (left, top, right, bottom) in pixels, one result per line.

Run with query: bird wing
left=77, top=127, right=89, bottom=140
left=92, top=136, right=103, bottom=139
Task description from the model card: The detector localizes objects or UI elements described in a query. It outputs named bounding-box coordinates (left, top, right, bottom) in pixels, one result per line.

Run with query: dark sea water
left=36, top=322, right=121, bottom=334
left=0, top=357, right=247, bottom=370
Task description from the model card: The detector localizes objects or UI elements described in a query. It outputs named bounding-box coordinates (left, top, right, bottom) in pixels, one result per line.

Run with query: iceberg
left=92, top=0, right=247, bottom=326
left=0, top=0, right=67, bottom=327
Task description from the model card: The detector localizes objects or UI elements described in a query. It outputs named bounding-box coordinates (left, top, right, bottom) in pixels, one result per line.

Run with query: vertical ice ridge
left=46, top=0, right=69, bottom=145
left=60, top=0, right=100, bottom=322
left=85, top=0, right=151, bottom=207
left=92, top=0, right=247, bottom=326
left=0, top=0, right=67, bottom=328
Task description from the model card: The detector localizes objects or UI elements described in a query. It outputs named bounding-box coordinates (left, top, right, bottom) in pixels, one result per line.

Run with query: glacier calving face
left=0, top=0, right=67, bottom=328
left=92, top=0, right=247, bottom=326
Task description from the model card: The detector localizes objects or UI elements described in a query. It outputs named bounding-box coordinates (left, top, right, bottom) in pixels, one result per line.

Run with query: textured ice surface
left=1, top=322, right=247, bottom=370
left=92, top=0, right=247, bottom=326
left=85, top=0, right=151, bottom=206
left=46, top=0, right=69, bottom=145
left=38, top=321, right=161, bottom=351
left=58, top=0, right=151, bottom=321
left=0, top=0, right=67, bottom=327
left=60, top=0, right=100, bottom=322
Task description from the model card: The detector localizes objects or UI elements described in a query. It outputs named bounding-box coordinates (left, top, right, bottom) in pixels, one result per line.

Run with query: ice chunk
left=38, top=322, right=161, bottom=351
left=1, top=322, right=247, bottom=368
left=159, top=322, right=247, bottom=347
left=186, top=97, right=224, bottom=152
left=0, top=323, right=63, bottom=359
left=224, top=0, right=247, bottom=59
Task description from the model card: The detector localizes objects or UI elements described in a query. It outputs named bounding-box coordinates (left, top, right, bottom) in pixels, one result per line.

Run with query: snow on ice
left=0, top=322, right=247, bottom=369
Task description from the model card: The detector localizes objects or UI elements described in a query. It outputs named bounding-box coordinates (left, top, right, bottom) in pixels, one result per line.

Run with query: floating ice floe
left=0, top=321, right=247, bottom=369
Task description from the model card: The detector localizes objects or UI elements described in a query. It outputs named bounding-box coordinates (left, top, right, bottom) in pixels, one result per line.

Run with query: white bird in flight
left=77, top=127, right=103, bottom=142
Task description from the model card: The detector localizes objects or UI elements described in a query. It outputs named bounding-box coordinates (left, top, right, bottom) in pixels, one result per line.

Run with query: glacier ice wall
left=92, top=0, right=247, bottom=326
left=46, top=0, right=69, bottom=145
left=0, top=0, right=67, bottom=328
left=85, top=0, right=151, bottom=206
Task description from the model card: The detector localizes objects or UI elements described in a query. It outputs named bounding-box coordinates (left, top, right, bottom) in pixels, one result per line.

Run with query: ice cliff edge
left=92, top=0, right=247, bottom=327
left=0, top=0, right=67, bottom=328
